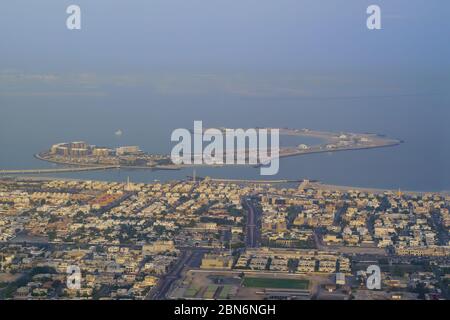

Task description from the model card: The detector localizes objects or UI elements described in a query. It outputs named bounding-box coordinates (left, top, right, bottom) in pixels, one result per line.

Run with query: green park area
left=242, top=277, right=309, bottom=290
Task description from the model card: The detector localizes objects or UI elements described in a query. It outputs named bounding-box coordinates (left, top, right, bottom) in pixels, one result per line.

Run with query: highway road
left=243, top=197, right=260, bottom=248
left=147, top=248, right=208, bottom=300
left=147, top=195, right=263, bottom=300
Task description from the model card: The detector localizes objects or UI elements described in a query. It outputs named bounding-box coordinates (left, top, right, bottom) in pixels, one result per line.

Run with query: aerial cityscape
left=0, top=174, right=448, bottom=300
left=0, top=0, right=449, bottom=309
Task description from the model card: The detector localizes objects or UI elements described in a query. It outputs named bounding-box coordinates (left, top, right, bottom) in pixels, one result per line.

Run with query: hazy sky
left=1, top=0, right=449, bottom=98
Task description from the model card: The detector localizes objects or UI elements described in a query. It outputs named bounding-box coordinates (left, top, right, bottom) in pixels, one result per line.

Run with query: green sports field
left=242, top=277, right=309, bottom=289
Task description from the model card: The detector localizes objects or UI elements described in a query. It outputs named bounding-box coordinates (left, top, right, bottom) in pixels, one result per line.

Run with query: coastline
left=310, top=181, right=449, bottom=196
left=1, top=174, right=447, bottom=195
